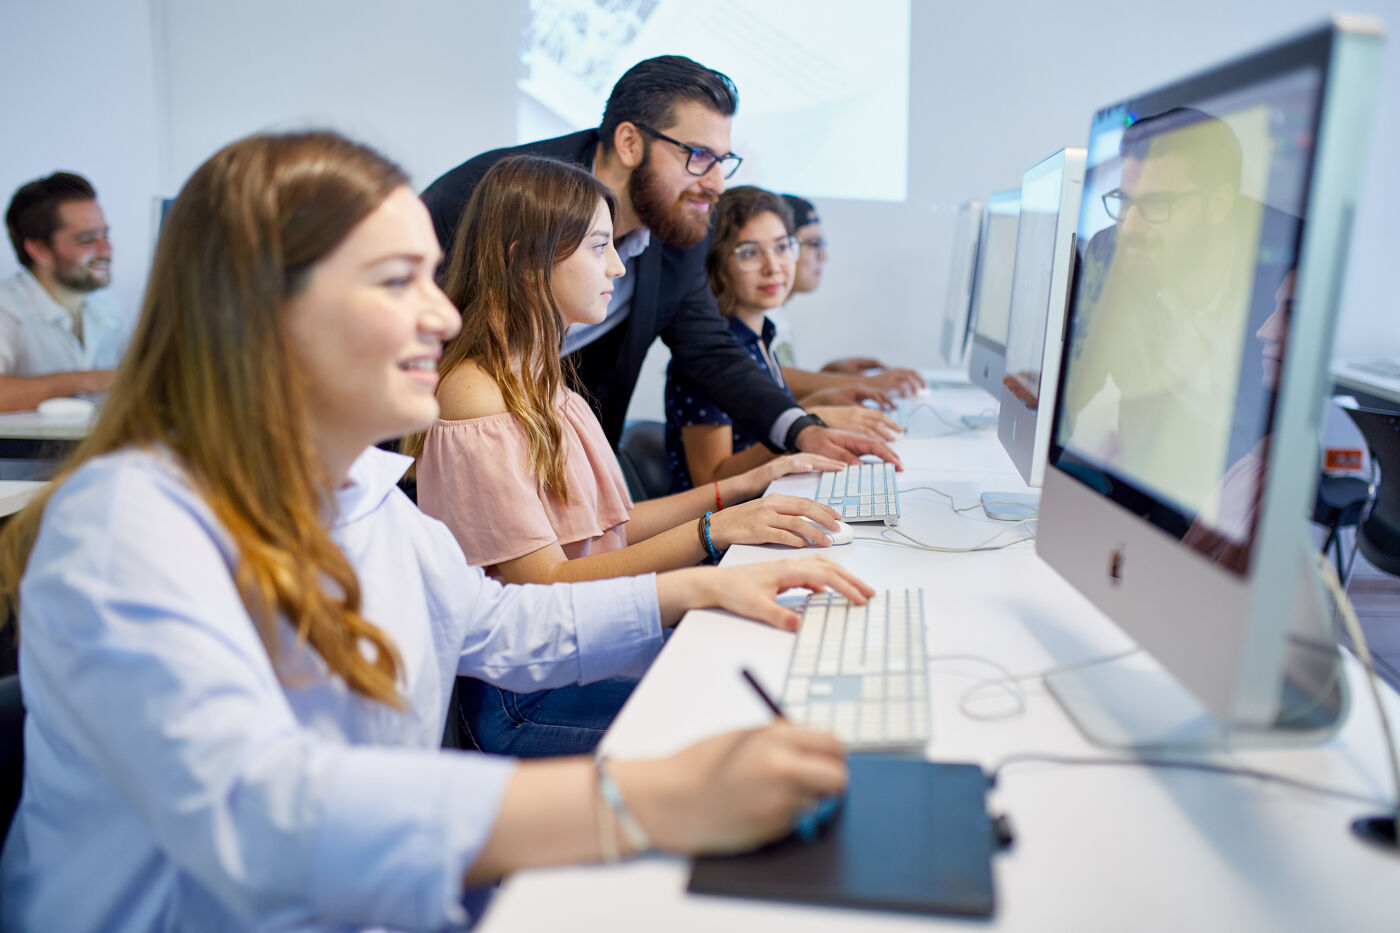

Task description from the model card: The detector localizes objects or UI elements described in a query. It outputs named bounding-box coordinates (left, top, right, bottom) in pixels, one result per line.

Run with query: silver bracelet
left=594, top=754, right=652, bottom=857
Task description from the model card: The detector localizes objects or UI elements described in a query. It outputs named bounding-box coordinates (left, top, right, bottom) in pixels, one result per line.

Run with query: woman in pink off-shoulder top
left=404, top=155, right=847, bottom=756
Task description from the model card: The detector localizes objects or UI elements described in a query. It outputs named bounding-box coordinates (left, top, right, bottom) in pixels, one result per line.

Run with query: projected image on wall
left=518, top=0, right=911, bottom=202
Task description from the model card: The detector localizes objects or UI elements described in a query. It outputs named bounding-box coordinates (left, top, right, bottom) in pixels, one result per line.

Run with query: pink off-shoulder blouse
left=416, top=390, right=633, bottom=572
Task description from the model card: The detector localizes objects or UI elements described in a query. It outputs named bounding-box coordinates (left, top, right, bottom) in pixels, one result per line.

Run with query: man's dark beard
left=53, top=261, right=106, bottom=292
left=627, top=148, right=715, bottom=248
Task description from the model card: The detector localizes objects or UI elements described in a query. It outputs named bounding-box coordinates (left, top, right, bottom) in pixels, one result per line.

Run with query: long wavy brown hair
left=401, top=155, right=616, bottom=503
left=0, top=131, right=410, bottom=708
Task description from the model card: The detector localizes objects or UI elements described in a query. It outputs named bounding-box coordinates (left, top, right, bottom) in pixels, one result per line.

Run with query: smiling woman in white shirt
left=0, top=131, right=860, bottom=931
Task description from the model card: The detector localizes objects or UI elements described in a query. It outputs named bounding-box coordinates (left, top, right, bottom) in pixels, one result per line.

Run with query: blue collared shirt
left=1, top=446, right=663, bottom=931
left=663, top=314, right=795, bottom=491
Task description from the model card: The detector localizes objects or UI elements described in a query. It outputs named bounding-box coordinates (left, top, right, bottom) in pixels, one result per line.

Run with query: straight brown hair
left=0, top=131, right=410, bottom=708
left=402, top=155, right=616, bottom=503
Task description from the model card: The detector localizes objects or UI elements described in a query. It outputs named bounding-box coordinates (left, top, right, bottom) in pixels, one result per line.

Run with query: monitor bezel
left=967, top=189, right=1020, bottom=397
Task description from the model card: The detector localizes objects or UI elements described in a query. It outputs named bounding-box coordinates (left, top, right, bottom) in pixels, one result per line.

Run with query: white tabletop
left=1332, top=359, right=1400, bottom=406
left=478, top=385, right=1400, bottom=932
left=0, top=407, right=94, bottom=440
left=0, top=480, right=44, bottom=517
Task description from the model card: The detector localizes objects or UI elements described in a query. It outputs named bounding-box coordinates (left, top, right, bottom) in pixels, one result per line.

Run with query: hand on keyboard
left=693, top=556, right=875, bottom=631
left=793, top=425, right=903, bottom=471
left=732, top=452, right=847, bottom=500
left=809, top=404, right=903, bottom=442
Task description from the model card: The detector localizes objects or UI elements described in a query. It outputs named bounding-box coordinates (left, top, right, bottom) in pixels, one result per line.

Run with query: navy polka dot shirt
left=664, top=315, right=795, bottom=492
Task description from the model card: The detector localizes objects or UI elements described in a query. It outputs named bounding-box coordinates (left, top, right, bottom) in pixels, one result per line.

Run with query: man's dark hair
left=5, top=171, right=98, bottom=270
left=598, top=55, right=738, bottom=152
left=1120, top=107, right=1242, bottom=190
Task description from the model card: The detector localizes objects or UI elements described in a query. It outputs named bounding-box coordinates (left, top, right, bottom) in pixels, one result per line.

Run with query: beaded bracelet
left=700, top=510, right=721, bottom=561
left=595, top=754, right=651, bottom=861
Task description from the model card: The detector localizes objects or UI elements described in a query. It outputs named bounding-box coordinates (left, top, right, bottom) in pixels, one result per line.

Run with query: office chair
left=1339, top=402, right=1400, bottom=577
left=1, top=673, right=23, bottom=847
left=618, top=420, right=671, bottom=501
left=1313, top=474, right=1372, bottom=580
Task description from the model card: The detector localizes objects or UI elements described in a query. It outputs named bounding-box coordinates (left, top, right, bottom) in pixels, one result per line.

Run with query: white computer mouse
left=36, top=396, right=98, bottom=420
left=801, top=517, right=855, bottom=547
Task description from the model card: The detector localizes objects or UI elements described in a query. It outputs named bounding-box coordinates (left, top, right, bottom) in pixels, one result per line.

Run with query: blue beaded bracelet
left=701, top=510, right=721, bottom=561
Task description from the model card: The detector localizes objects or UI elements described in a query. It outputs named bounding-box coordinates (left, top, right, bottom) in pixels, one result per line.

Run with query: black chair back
left=1, top=673, right=23, bottom=847
left=1342, top=403, right=1400, bottom=577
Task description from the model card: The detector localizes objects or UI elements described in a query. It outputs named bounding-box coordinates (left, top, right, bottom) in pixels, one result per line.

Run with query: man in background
left=0, top=172, right=126, bottom=412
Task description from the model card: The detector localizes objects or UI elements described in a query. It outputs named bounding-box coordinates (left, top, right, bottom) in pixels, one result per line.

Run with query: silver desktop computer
left=1037, top=18, right=1383, bottom=749
left=965, top=189, right=1021, bottom=409
left=987, top=146, right=1087, bottom=520
left=937, top=199, right=985, bottom=370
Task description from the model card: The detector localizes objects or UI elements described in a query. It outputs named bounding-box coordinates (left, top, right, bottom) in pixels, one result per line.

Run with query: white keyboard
left=814, top=461, right=900, bottom=523
left=1349, top=359, right=1400, bottom=380
left=781, top=590, right=930, bottom=751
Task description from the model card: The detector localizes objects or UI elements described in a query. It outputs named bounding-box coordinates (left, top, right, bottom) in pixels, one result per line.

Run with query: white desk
left=0, top=480, right=44, bottom=517
left=479, top=386, right=1400, bottom=932
left=1333, top=360, right=1400, bottom=407
left=0, top=408, right=94, bottom=441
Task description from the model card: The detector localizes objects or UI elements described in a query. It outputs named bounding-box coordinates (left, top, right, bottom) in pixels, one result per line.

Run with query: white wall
left=1, top=1, right=1395, bottom=425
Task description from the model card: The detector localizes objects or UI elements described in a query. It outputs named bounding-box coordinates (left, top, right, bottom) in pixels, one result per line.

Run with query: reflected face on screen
left=1259, top=270, right=1294, bottom=392
left=627, top=101, right=730, bottom=248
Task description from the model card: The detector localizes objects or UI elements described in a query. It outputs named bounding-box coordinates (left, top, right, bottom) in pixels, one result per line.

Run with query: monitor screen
left=1003, top=154, right=1074, bottom=410
left=969, top=191, right=1021, bottom=346
left=1052, top=68, right=1320, bottom=575
left=938, top=200, right=984, bottom=366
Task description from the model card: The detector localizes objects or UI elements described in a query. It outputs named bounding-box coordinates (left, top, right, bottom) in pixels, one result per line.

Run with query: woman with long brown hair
left=0, top=131, right=862, bottom=930
left=408, top=156, right=853, bottom=757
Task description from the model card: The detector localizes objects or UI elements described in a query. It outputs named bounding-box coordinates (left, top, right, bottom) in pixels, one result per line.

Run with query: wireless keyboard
left=781, top=589, right=930, bottom=751
left=813, top=460, right=900, bottom=523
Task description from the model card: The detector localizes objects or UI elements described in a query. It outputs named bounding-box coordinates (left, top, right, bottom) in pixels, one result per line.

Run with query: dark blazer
left=421, top=130, right=799, bottom=450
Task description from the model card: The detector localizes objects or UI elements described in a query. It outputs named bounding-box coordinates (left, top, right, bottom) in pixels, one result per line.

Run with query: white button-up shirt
left=0, top=446, right=663, bottom=930
left=0, top=268, right=128, bottom=375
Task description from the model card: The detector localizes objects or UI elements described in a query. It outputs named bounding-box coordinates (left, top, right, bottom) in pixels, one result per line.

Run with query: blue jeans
left=452, top=676, right=639, bottom=758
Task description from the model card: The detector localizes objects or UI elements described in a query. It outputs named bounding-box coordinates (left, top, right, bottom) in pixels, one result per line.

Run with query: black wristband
left=784, top=413, right=827, bottom=453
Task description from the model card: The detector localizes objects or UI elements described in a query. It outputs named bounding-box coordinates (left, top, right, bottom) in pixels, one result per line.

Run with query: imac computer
left=1037, top=18, right=1383, bottom=750
left=937, top=199, right=985, bottom=371
left=965, top=189, right=1021, bottom=411
left=985, top=147, right=1087, bottom=520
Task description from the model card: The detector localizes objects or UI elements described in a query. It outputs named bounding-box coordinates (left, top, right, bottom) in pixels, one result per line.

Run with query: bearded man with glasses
left=422, top=55, right=899, bottom=479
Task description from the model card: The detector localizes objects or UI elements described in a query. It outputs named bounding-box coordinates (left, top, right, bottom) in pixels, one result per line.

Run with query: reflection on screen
left=1056, top=68, right=1321, bottom=571
left=970, top=193, right=1021, bottom=346
left=518, top=0, right=911, bottom=201
left=1002, top=160, right=1066, bottom=408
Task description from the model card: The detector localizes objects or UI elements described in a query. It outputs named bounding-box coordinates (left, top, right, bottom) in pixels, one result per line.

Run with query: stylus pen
left=740, top=668, right=787, bottom=720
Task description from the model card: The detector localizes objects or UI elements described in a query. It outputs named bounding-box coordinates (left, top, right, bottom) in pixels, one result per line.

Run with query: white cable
left=858, top=519, right=1035, bottom=554
left=901, top=485, right=1041, bottom=521
left=928, top=649, right=1142, bottom=723
left=898, top=402, right=973, bottom=435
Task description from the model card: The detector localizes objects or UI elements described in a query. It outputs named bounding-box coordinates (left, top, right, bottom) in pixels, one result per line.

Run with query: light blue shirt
left=0, top=268, right=128, bottom=375
left=0, top=446, right=663, bottom=931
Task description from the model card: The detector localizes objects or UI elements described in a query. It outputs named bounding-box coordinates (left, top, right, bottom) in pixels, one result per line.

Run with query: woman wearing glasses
left=664, top=187, right=899, bottom=492
left=407, top=156, right=851, bottom=756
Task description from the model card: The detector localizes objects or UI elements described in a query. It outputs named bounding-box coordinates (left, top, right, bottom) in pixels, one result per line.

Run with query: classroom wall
left=1, top=1, right=1395, bottom=425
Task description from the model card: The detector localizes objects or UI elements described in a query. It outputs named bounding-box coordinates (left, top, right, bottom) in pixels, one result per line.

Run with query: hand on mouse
left=708, top=495, right=843, bottom=550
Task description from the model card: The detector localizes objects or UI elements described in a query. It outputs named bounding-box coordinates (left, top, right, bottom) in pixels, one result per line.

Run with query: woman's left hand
left=701, top=556, right=875, bottom=630
left=727, top=453, right=845, bottom=502
left=810, top=405, right=902, bottom=442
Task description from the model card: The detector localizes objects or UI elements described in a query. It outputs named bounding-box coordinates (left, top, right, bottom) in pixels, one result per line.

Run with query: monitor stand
left=980, top=491, right=1039, bottom=522
left=1045, top=541, right=1346, bottom=751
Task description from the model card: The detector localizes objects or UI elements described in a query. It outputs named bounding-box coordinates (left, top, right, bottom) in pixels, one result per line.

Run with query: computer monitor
left=1037, top=18, right=1383, bottom=748
left=937, top=200, right=984, bottom=368
left=996, top=147, right=1086, bottom=489
left=966, top=190, right=1020, bottom=400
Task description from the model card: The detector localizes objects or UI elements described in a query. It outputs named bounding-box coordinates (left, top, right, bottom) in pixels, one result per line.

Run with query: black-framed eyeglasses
left=635, top=123, right=743, bottom=179
left=1101, top=187, right=1202, bottom=224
